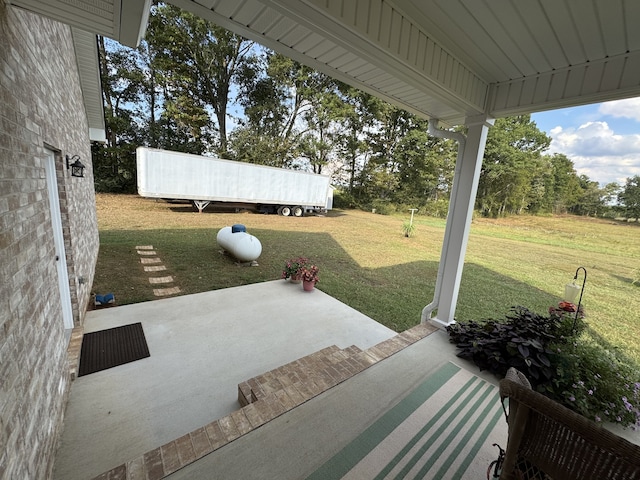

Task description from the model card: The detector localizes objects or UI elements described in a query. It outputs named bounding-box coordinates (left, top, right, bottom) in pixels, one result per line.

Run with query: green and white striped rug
left=307, top=362, right=507, bottom=480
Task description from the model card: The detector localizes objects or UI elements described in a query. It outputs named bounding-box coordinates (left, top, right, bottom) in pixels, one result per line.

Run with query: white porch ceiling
left=71, top=28, right=106, bottom=142
left=168, top=0, right=640, bottom=126
left=9, top=0, right=640, bottom=128
left=7, top=0, right=151, bottom=47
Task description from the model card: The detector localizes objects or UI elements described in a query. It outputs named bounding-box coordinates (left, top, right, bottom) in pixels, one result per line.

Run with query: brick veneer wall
left=0, top=2, right=99, bottom=478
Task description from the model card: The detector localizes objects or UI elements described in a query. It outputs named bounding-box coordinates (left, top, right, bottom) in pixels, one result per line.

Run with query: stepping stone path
left=136, top=246, right=181, bottom=297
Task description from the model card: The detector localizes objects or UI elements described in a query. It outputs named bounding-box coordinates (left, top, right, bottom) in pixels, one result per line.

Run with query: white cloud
left=550, top=121, right=640, bottom=156
left=548, top=121, right=640, bottom=185
left=598, top=98, right=640, bottom=122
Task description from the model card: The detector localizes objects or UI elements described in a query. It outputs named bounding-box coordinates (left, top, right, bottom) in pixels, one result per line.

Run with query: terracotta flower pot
left=302, top=280, right=315, bottom=291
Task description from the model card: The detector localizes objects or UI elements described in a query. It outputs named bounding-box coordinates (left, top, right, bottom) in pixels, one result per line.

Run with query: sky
left=530, top=98, right=640, bottom=187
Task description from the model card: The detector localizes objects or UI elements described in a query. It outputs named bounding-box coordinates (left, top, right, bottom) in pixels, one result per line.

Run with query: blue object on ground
left=95, top=293, right=115, bottom=305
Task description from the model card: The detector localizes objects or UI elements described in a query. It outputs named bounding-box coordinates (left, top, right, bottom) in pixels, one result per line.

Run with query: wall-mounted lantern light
left=66, top=155, right=86, bottom=178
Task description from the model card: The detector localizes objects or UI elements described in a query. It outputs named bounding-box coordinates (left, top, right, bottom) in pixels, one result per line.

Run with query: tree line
left=94, top=3, right=640, bottom=220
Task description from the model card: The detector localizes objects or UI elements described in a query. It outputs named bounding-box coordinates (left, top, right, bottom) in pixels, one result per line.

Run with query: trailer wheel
left=292, top=206, right=304, bottom=217
left=280, top=206, right=292, bottom=216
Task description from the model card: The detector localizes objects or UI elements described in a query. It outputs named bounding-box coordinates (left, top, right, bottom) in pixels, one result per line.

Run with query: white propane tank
left=216, top=225, right=262, bottom=262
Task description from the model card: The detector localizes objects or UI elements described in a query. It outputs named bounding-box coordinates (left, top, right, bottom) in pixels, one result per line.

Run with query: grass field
left=93, top=194, right=640, bottom=364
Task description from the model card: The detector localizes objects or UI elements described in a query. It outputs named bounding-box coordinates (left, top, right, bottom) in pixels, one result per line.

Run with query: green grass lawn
left=93, top=194, right=640, bottom=364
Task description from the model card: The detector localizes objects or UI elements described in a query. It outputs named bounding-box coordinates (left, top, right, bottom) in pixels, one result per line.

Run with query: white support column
left=423, top=115, right=494, bottom=328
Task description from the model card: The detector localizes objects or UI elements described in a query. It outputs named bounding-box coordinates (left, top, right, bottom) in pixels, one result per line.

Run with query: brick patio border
left=92, top=323, right=437, bottom=480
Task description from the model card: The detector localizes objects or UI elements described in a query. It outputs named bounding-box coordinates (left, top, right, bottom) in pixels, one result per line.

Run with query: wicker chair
left=499, top=369, right=640, bottom=480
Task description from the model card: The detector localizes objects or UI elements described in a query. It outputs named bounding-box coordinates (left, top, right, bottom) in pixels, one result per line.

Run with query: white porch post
left=422, top=115, right=494, bottom=328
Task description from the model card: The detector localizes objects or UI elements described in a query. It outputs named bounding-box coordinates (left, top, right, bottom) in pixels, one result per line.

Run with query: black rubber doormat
left=78, top=322, right=150, bottom=377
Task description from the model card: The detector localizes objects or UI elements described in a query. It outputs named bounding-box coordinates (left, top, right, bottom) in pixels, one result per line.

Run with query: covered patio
left=54, top=281, right=506, bottom=479
left=12, top=0, right=640, bottom=332
left=7, top=0, right=640, bottom=478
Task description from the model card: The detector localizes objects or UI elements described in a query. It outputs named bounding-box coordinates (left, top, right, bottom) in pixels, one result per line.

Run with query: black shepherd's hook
left=487, top=443, right=505, bottom=479
left=572, top=266, right=587, bottom=333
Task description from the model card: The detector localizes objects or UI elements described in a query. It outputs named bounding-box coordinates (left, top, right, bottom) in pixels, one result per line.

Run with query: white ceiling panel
left=228, top=1, right=265, bottom=26
left=296, top=32, right=326, bottom=54
left=8, top=0, right=149, bottom=47
left=279, top=24, right=311, bottom=47
left=71, top=28, right=106, bottom=142
left=13, top=0, right=640, bottom=126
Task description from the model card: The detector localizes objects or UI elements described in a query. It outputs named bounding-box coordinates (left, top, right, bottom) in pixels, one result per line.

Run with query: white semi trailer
left=136, top=147, right=332, bottom=215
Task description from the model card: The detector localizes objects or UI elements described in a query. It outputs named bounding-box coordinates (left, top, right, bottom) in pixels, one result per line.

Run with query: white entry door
left=45, top=149, right=74, bottom=330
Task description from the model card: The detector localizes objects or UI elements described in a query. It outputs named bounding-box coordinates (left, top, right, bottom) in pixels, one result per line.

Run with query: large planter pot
left=290, top=274, right=302, bottom=284
left=302, top=280, right=315, bottom=291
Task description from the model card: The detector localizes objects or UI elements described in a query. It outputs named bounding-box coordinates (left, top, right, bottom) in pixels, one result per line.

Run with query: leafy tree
left=359, top=105, right=414, bottom=203
left=230, top=53, right=317, bottom=167
left=96, top=5, right=619, bottom=217
left=548, top=154, right=582, bottom=214
left=393, top=125, right=456, bottom=207
left=526, top=156, right=554, bottom=214
left=153, top=4, right=255, bottom=157
left=618, top=175, right=640, bottom=221
left=93, top=36, right=146, bottom=192
left=601, top=182, right=621, bottom=206
left=572, top=175, right=606, bottom=216
left=298, top=77, right=351, bottom=174
left=477, top=116, right=551, bottom=216
left=334, top=88, right=374, bottom=194
left=157, top=94, right=211, bottom=154
left=143, top=6, right=213, bottom=153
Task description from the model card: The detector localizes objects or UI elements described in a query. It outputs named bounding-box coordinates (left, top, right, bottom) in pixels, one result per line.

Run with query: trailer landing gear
left=192, top=200, right=210, bottom=213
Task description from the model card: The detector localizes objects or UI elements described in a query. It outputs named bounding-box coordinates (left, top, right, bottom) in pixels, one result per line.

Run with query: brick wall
left=0, top=2, right=99, bottom=478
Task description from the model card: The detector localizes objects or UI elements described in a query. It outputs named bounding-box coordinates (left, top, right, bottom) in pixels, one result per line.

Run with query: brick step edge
left=237, top=323, right=436, bottom=407
left=92, top=323, right=437, bottom=480
left=237, top=344, right=364, bottom=406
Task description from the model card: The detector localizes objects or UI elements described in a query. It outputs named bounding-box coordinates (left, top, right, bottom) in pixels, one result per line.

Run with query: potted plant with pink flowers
left=282, top=257, right=309, bottom=283
left=299, top=264, right=319, bottom=291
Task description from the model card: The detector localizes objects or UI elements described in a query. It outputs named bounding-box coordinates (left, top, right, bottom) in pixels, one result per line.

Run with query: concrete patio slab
left=167, top=330, right=503, bottom=480
left=53, top=281, right=397, bottom=480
